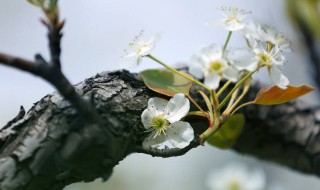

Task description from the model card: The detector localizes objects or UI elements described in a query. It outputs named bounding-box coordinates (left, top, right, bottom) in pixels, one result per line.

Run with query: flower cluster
left=118, top=6, right=309, bottom=151
left=190, top=7, right=291, bottom=89
left=188, top=44, right=255, bottom=90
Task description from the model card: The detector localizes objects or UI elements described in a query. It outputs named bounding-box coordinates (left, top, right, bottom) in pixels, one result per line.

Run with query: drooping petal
left=165, top=121, right=194, bottom=149
left=269, top=66, right=289, bottom=89
left=119, top=55, right=140, bottom=69
left=164, top=93, right=190, bottom=123
left=142, top=131, right=169, bottom=149
left=204, top=73, right=221, bottom=90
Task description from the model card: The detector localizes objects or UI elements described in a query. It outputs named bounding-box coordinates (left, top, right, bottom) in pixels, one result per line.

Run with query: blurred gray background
left=0, top=0, right=319, bottom=189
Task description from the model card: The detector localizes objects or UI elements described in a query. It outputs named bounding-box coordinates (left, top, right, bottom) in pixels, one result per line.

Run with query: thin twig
left=47, top=23, right=63, bottom=69
left=134, top=136, right=201, bottom=157
left=0, top=52, right=98, bottom=120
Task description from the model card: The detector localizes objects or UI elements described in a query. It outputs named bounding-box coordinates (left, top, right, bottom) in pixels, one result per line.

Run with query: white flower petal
left=147, top=33, right=161, bottom=46
left=270, top=66, right=289, bottom=89
left=244, top=21, right=291, bottom=52
left=141, top=97, right=168, bottom=129
left=223, top=21, right=245, bottom=31
left=141, top=109, right=155, bottom=130
left=121, top=32, right=159, bottom=69
left=140, top=34, right=160, bottom=56
left=164, top=93, right=190, bottom=123
left=204, top=73, right=221, bottom=90
left=119, top=55, right=140, bottom=69
left=166, top=121, right=194, bottom=149
left=246, top=168, right=266, bottom=190
left=142, top=121, right=194, bottom=149
left=142, top=131, right=168, bottom=149
left=189, top=55, right=207, bottom=78
left=211, top=7, right=250, bottom=31
left=206, top=162, right=266, bottom=190
left=147, top=97, right=168, bottom=115
left=200, top=44, right=224, bottom=61
left=227, top=48, right=259, bottom=71
left=223, top=66, right=239, bottom=82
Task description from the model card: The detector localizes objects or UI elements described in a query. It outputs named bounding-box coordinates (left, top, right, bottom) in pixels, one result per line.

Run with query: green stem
left=231, top=102, right=253, bottom=115
left=226, top=88, right=239, bottom=111
left=223, top=31, right=232, bottom=52
left=147, top=54, right=211, bottom=91
left=210, top=89, right=220, bottom=118
left=187, top=111, right=208, bottom=118
left=217, top=80, right=232, bottom=98
left=186, top=94, right=207, bottom=119
left=225, top=84, right=250, bottom=116
left=200, top=119, right=220, bottom=141
left=217, top=71, right=255, bottom=111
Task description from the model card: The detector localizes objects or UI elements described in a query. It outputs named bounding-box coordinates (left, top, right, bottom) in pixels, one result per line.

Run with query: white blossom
left=242, top=21, right=290, bottom=89
left=189, top=44, right=239, bottom=89
left=243, top=21, right=291, bottom=52
left=206, top=162, right=266, bottom=190
left=141, top=93, right=194, bottom=149
left=120, top=31, right=160, bottom=68
left=207, top=7, right=251, bottom=31
left=251, top=39, right=289, bottom=89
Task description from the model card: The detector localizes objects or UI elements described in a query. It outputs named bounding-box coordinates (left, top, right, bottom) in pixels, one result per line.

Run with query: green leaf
left=140, top=69, right=193, bottom=97
left=207, top=114, right=245, bottom=149
left=252, top=85, right=314, bottom=105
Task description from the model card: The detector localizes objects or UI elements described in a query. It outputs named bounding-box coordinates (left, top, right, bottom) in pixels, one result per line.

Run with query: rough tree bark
left=0, top=69, right=319, bottom=190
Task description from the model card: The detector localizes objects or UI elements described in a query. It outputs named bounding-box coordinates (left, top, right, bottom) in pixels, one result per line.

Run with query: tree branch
left=0, top=52, right=97, bottom=121
left=0, top=70, right=319, bottom=190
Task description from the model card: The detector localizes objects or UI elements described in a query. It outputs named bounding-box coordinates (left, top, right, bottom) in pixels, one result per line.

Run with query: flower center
left=151, top=115, right=169, bottom=136
left=258, top=53, right=271, bottom=67
left=228, top=180, right=241, bottom=190
left=136, top=43, right=148, bottom=55
left=226, top=17, right=241, bottom=24
left=209, top=61, right=224, bottom=74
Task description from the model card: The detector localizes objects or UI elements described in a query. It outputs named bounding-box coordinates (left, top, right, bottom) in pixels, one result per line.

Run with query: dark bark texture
left=0, top=70, right=319, bottom=190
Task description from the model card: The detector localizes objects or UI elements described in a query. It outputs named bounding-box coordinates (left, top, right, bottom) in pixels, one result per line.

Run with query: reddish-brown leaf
left=252, top=85, right=314, bottom=105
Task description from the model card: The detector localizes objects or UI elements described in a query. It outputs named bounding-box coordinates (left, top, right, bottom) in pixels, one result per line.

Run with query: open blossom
left=244, top=29, right=289, bottom=89
left=120, top=31, right=160, bottom=68
left=244, top=21, right=291, bottom=52
left=189, top=44, right=239, bottom=89
left=141, top=93, right=194, bottom=149
left=207, top=7, right=250, bottom=31
left=206, top=162, right=266, bottom=190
